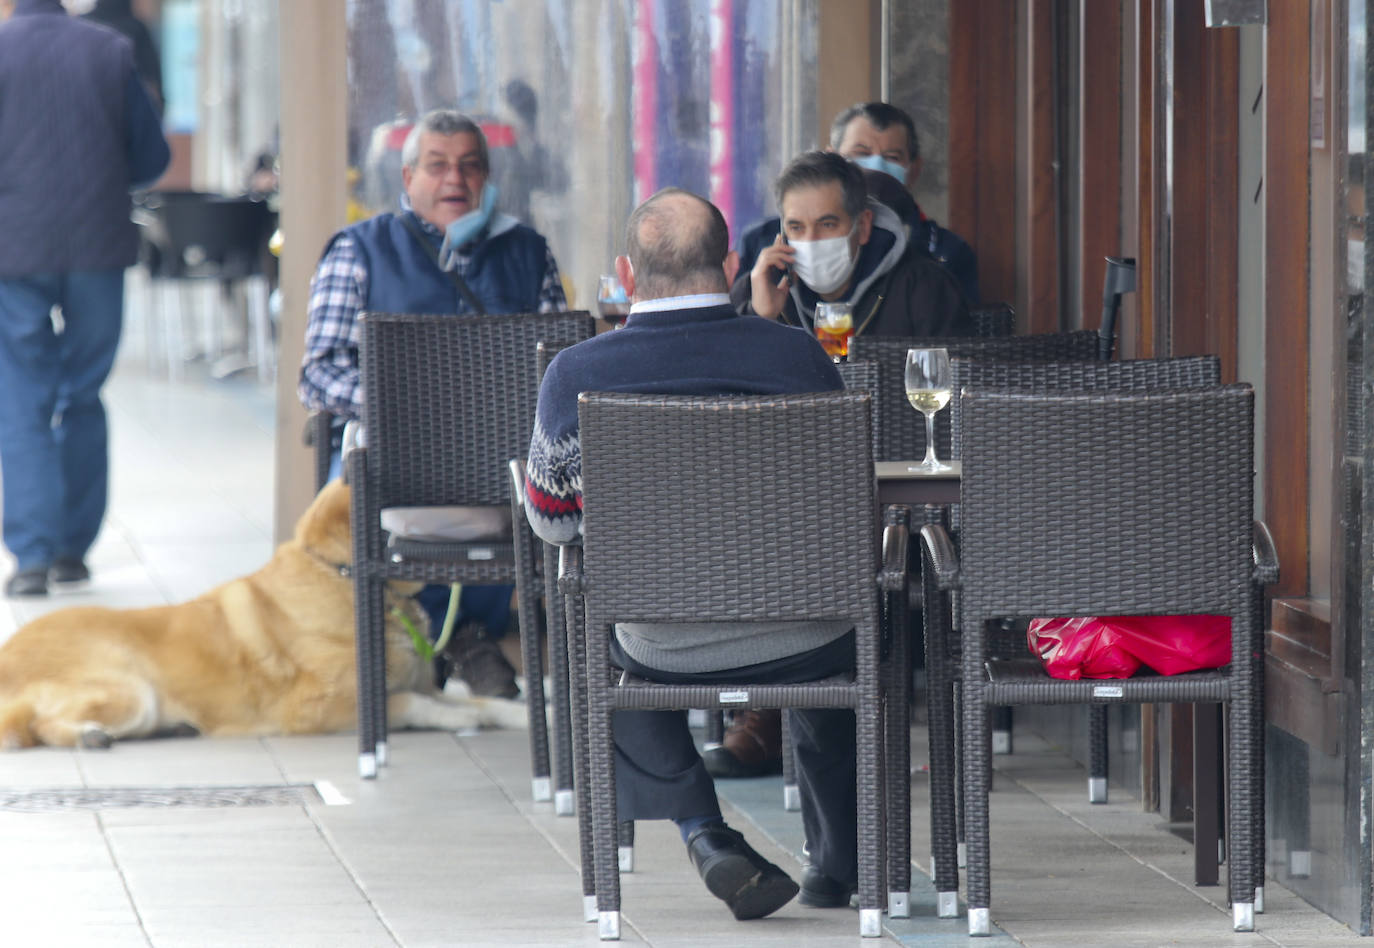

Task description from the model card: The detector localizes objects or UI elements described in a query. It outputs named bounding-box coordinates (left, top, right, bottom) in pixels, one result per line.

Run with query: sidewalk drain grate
left=0, top=784, right=321, bottom=812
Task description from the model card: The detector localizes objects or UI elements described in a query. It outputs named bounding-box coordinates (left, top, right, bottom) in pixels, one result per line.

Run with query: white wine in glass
left=904, top=347, right=953, bottom=472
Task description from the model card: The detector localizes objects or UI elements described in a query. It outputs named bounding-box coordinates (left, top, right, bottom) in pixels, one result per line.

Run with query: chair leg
left=1089, top=703, right=1109, bottom=803
left=585, top=634, right=622, bottom=938
left=1194, top=703, right=1220, bottom=886
left=617, top=820, right=635, bottom=872
left=781, top=713, right=800, bottom=811
left=542, top=544, right=574, bottom=808
left=991, top=705, right=1013, bottom=755
left=354, top=574, right=381, bottom=779
left=856, top=687, right=884, bottom=938
left=563, top=580, right=597, bottom=921
left=705, top=709, right=725, bottom=745
left=516, top=537, right=552, bottom=802
left=371, top=587, right=390, bottom=766
left=962, top=638, right=993, bottom=936
left=883, top=570, right=912, bottom=917
left=1251, top=587, right=1267, bottom=912
left=921, top=541, right=959, bottom=916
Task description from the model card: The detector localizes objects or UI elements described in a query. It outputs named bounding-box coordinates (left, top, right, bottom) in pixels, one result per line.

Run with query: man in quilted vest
left=299, top=109, right=567, bottom=698
left=0, top=0, right=169, bottom=598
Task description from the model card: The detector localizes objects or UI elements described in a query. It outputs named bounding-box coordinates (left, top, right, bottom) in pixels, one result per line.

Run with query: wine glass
left=814, top=301, right=854, bottom=361
left=904, top=347, right=952, bottom=472
left=596, top=273, right=630, bottom=327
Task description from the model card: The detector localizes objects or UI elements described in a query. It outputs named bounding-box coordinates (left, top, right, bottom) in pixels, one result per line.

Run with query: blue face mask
left=439, top=181, right=499, bottom=260
left=852, top=153, right=908, bottom=185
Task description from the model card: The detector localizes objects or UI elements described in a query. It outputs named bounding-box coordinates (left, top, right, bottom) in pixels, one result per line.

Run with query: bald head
left=623, top=188, right=732, bottom=301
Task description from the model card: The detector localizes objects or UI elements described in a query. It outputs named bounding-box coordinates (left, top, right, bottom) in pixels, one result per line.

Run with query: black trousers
left=608, top=631, right=859, bottom=888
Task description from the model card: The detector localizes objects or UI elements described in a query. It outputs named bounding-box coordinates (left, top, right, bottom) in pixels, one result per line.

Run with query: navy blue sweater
left=525, top=301, right=842, bottom=543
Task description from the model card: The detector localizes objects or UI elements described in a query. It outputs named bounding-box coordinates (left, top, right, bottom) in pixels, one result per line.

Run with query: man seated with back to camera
left=715, top=151, right=970, bottom=781
left=737, top=101, right=979, bottom=305
left=524, top=187, right=865, bottom=918
left=298, top=108, right=567, bottom=699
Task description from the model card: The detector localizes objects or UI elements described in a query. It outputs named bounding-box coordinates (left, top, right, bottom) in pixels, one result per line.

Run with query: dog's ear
left=294, top=478, right=353, bottom=562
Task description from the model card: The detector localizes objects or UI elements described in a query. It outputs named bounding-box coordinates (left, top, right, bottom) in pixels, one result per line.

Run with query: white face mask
left=791, top=227, right=858, bottom=296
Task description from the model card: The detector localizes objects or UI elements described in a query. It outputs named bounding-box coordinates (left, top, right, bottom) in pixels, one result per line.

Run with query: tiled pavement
left=0, top=345, right=1365, bottom=946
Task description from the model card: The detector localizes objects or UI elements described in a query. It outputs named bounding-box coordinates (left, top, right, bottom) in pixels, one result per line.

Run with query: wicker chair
left=920, top=385, right=1276, bottom=935
left=848, top=330, right=1100, bottom=462
left=945, top=354, right=1223, bottom=795
left=558, top=392, right=910, bottom=939
left=931, top=356, right=1229, bottom=896
left=346, top=310, right=594, bottom=785
left=304, top=410, right=335, bottom=493
left=968, top=303, right=1015, bottom=338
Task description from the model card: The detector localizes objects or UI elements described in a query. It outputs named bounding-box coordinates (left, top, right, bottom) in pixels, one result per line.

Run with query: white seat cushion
left=380, top=505, right=512, bottom=543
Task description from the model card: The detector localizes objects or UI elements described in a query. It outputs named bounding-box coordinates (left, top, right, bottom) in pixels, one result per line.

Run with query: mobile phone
left=779, top=233, right=793, bottom=287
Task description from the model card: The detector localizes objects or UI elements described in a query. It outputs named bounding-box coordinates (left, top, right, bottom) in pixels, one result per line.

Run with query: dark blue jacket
left=340, top=212, right=550, bottom=315
left=0, top=0, right=169, bottom=278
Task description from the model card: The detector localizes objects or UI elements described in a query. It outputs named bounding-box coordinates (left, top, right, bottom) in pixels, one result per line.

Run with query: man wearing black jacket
left=732, top=151, right=970, bottom=339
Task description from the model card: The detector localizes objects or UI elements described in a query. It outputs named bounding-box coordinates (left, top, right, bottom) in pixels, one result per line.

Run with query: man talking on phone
left=733, top=150, right=969, bottom=338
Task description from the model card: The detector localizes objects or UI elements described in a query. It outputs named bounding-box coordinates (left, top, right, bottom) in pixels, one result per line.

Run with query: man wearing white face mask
left=299, top=108, right=567, bottom=699
left=736, top=102, right=979, bottom=306
left=734, top=150, right=970, bottom=338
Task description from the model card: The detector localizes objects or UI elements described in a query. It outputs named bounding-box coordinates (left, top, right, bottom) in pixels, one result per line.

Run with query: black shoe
left=686, top=823, right=799, bottom=920
left=798, top=863, right=856, bottom=908
left=50, top=557, right=90, bottom=586
left=4, top=568, right=48, bottom=598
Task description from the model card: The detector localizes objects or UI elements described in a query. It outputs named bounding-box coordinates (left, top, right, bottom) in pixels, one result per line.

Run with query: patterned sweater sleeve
left=524, top=357, right=582, bottom=544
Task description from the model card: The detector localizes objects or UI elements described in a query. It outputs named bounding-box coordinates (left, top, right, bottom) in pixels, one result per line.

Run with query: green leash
left=392, top=583, right=461, bottom=661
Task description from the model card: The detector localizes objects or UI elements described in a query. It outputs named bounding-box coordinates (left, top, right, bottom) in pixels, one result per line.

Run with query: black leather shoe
left=50, top=557, right=90, bottom=586
left=4, top=568, right=48, bottom=598
left=686, top=823, right=799, bottom=920
left=799, top=863, right=856, bottom=908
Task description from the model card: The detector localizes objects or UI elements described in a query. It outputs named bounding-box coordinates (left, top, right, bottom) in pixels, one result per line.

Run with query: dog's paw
left=476, top=697, right=532, bottom=730
left=78, top=724, right=113, bottom=749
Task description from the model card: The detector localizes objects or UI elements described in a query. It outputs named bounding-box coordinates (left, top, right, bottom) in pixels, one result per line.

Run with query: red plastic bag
left=1026, top=615, right=1232, bottom=680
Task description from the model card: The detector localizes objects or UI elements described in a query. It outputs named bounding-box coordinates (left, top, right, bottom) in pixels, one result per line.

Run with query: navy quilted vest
left=341, top=212, right=548, bottom=316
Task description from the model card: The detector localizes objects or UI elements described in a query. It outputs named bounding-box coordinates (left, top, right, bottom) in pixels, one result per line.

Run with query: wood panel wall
left=949, top=0, right=1018, bottom=313
left=1265, top=0, right=1312, bottom=597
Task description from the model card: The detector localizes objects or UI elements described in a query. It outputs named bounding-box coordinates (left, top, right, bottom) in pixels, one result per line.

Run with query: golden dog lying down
left=0, top=480, right=527, bottom=749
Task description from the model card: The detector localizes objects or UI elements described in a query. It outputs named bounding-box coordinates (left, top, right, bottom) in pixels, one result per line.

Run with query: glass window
left=345, top=0, right=816, bottom=307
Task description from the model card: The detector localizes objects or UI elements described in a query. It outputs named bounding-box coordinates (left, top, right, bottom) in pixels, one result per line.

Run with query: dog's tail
left=0, top=697, right=37, bottom=750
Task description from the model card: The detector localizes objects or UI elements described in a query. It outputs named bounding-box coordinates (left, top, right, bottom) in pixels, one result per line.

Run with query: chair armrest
left=878, top=504, right=911, bottom=592
left=303, top=410, right=327, bottom=447
left=508, top=459, right=527, bottom=516
left=557, top=542, right=584, bottom=595
left=340, top=421, right=363, bottom=485
left=1252, top=520, right=1279, bottom=585
left=919, top=522, right=961, bottom=590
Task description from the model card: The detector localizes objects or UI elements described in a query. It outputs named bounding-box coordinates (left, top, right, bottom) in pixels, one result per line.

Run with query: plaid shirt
left=297, top=209, right=567, bottom=419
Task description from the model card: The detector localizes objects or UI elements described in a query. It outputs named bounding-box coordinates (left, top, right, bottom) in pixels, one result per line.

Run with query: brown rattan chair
left=947, top=355, right=1224, bottom=803
left=968, top=303, right=1015, bottom=338
left=304, top=410, right=335, bottom=493
left=920, top=385, right=1276, bottom=935
left=346, top=310, right=594, bottom=786
left=558, top=391, right=911, bottom=939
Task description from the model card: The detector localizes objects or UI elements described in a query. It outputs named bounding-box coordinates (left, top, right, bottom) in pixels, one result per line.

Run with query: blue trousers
left=0, top=271, right=124, bottom=571
left=327, top=446, right=514, bottom=636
